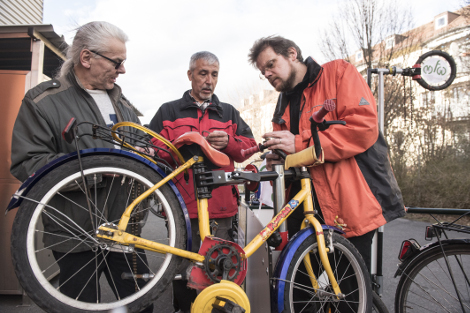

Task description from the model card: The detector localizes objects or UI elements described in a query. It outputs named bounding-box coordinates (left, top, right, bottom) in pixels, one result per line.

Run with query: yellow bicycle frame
left=97, top=122, right=342, bottom=297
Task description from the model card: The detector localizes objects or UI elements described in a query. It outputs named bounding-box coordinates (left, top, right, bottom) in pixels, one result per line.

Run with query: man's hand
left=135, top=146, right=155, bottom=156
left=206, top=131, right=229, bottom=150
left=262, top=130, right=296, bottom=154
left=265, top=152, right=284, bottom=170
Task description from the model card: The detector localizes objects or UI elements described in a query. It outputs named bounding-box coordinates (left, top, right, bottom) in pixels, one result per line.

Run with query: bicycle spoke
left=100, top=249, right=123, bottom=301
left=405, top=273, right=455, bottom=312
left=62, top=181, right=107, bottom=223
left=58, top=251, right=106, bottom=296
left=35, top=230, right=96, bottom=252
left=19, top=197, right=100, bottom=245
left=399, top=245, right=470, bottom=313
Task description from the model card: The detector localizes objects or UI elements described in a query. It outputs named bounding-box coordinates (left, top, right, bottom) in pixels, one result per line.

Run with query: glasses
left=90, top=50, right=125, bottom=69
left=259, top=58, right=276, bottom=80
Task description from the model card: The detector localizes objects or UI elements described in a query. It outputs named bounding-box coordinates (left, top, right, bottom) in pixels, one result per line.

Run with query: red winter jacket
left=149, top=91, right=256, bottom=219
left=273, top=58, right=405, bottom=238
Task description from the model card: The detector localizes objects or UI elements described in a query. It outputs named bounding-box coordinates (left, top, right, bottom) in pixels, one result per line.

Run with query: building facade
left=0, top=0, right=43, bottom=25
left=237, top=89, right=279, bottom=168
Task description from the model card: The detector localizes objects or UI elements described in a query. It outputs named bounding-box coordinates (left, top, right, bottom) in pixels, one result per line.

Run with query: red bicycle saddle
left=173, top=132, right=230, bottom=168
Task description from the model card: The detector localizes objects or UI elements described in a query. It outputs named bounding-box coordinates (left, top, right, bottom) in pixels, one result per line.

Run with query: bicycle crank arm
left=97, top=226, right=205, bottom=262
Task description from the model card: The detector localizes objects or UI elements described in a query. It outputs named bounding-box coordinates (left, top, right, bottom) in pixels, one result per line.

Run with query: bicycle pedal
left=212, top=296, right=245, bottom=313
left=210, top=220, right=219, bottom=234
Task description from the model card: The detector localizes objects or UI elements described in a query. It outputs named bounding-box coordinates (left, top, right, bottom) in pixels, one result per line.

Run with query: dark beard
left=275, top=67, right=297, bottom=92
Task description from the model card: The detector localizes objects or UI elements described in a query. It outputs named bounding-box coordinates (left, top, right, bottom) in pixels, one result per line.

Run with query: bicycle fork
left=243, top=171, right=342, bottom=298
left=299, top=177, right=342, bottom=298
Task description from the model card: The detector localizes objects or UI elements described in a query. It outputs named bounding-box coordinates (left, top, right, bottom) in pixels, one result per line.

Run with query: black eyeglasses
left=90, top=50, right=125, bottom=69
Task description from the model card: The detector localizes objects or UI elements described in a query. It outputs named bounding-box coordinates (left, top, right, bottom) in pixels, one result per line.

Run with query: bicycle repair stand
left=190, top=163, right=286, bottom=313
left=238, top=163, right=286, bottom=313
left=366, top=61, right=435, bottom=295
left=366, top=63, right=427, bottom=295
left=366, top=68, right=390, bottom=296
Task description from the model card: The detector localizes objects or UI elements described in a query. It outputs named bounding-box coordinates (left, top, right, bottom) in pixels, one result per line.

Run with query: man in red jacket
left=148, top=51, right=256, bottom=313
left=248, top=35, right=405, bottom=270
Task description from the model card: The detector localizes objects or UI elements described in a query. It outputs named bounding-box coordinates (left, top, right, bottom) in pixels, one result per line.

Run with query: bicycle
left=393, top=207, right=470, bottom=313
left=7, top=103, right=372, bottom=313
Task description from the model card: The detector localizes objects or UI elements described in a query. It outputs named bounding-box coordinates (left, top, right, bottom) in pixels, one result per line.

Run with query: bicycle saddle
left=173, top=132, right=230, bottom=168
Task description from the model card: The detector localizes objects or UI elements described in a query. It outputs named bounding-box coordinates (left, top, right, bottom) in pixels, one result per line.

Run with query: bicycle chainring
left=204, top=243, right=242, bottom=283
left=187, top=237, right=247, bottom=291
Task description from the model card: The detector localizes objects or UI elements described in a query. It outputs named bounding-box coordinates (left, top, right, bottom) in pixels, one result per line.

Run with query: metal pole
left=372, top=69, right=387, bottom=295
left=272, top=164, right=286, bottom=232
left=378, top=70, right=385, bottom=134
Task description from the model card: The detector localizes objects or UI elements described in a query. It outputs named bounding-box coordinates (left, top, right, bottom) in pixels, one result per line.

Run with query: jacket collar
left=272, top=57, right=323, bottom=124
left=182, top=90, right=224, bottom=117
left=66, top=69, right=123, bottom=104
left=65, top=69, right=125, bottom=122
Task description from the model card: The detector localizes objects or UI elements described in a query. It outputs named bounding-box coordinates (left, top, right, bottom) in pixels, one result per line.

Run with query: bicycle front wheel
left=372, top=291, right=390, bottom=313
left=281, top=232, right=372, bottom=313
left=395, top=243, right=470, bottom=313
left=11, top=154, right=187, bottom=313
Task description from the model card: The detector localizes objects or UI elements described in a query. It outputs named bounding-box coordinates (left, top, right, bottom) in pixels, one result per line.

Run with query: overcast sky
left=43, top=0, right=462, bottom=124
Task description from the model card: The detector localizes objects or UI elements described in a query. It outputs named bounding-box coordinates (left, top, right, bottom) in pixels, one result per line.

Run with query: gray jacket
left=11, top=70, right=141, bottom=182
left=10, top=70, right=143, bottom=252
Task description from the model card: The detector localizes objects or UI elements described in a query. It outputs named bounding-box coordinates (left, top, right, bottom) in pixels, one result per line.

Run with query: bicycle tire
left=394, top=243, right=470, bottom=313
left=372, top=291, right=389, bottom=313
left=11, top=154, right=187, bottom=313
left=415, top=50, right=457, bottom=91
left=281, top=232, right=372, bottom=312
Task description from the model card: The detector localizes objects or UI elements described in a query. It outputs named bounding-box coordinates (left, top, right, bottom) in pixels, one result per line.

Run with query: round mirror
left=415, top=50, right=456, bottom=91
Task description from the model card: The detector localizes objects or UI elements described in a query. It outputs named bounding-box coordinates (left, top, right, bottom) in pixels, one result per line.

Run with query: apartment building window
left=356, top=50, right=363, bottom=61
left=452, top=86, right=468, bottom=101
left=422, top=91, right=435, bottom=106
left=435, top=15, right=447, bottom=29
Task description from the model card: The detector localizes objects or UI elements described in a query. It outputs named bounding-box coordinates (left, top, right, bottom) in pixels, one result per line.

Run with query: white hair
left=189, top=51, right=219, bottom=71
left=58, top=21, right=128, bottom=78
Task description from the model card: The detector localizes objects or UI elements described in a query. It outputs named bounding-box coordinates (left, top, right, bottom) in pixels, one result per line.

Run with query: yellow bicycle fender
left=111, top=122, right=186, bottom=165
left=191, top=280, right=250, bottom=313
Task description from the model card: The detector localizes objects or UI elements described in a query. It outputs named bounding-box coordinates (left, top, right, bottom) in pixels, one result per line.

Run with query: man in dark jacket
left=148, top=51, right=256, bottom=313
left=11, top=21, right=152, bottom=312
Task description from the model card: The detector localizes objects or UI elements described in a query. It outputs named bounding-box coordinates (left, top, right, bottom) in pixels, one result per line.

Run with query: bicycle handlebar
left=311, top=99, right=335, bottom=123
left=240, top=143, right=265, bottom=158
left=241, top=100, right=337, bottom=160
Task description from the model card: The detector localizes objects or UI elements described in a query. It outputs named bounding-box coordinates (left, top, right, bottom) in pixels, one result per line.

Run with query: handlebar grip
left=311, top=99, right=336, bottom=123
left=274, top=149, right=287, bottom=160
left=241, top=144, right=261, bottom=158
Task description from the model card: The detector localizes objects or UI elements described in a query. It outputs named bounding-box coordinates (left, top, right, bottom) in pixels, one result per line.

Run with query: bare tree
left=319, top=0, right=415, bottom=68
left=317, top=0, right=470, bottom=209
left=319, top=0, right=421, bottom=142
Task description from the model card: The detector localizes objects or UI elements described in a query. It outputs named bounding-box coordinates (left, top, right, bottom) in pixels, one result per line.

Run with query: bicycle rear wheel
left=11, top=154, right=187, bottom=313
left=280, top=232, right=372, bottom=312
left=394, top=243, right=470, bottom=313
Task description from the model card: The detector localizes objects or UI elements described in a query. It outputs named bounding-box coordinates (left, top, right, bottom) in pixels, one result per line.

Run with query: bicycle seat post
left=272, top=164, right=287, bottom=233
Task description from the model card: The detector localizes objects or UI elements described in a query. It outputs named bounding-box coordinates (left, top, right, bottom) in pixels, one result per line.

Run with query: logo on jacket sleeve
left=358, top=97, right=370, bottom=106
